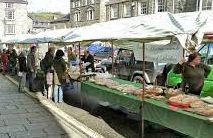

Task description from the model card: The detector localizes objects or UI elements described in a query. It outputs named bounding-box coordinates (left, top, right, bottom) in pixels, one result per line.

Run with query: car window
left=199, top=44, right=208, bottom=63
left=117, top=49, right=134, bottom=64
left=207, top=44, right=213, bottom=65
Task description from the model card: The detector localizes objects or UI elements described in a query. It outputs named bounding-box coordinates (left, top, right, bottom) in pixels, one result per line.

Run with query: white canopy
left=3, top=10, right=213, bottom=45
left=64, top=11, right=213, bottom=43
left=1, top=34, right=33, bottom=44
left=20, top=29, right=72, bottom=44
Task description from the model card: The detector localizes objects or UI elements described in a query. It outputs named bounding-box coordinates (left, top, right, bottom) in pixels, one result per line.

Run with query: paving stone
left=24, top=122, right=59, bottom=131
left=0, top=133, right=9, bottom=138
left=0, top=109, right=27, bottom=115
left=25, top=107, right=47, bottom=113
left=4, top=105, right=18, bottom=110
left=16, top=104, right=41, bottom=109
left=0, top=113, right=41, bottom=120
left=27, top=117, right=55, bottom=124
left=44, top=128, right=67, bottom=135
left=9, top=130, right=47, bottom=138
left=0, top=125, right=26, bottom=133
left=4, top=118, right=29, bottom=126
left=0, top=120, right=5, bottom=127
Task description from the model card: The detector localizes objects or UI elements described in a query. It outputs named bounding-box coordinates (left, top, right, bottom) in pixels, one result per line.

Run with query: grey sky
left=27, top=0, right=70, bottom=13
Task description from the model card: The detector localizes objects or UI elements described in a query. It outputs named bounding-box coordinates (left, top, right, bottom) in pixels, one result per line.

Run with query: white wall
left=0, top=2, right=32, bottom=39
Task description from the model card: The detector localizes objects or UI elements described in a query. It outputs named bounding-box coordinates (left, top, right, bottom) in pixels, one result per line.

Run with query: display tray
left=167, top=100, right=190, bottom=108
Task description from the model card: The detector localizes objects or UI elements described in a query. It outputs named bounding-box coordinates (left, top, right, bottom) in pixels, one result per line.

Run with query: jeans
left=53, top=85, right=63, bottom=103
left=28, top=72, right=35, bottom=90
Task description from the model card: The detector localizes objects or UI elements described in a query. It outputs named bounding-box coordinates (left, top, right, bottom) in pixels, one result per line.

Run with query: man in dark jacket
left=27, top=46, right=37, bottom=92
left=81, top=50, right=95, bottom=72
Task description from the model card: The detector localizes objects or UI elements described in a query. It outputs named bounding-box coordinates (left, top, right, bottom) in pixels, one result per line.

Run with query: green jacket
left=173, top=62, right=211, bottom=94
left=53, top=57, right=66, bottom=85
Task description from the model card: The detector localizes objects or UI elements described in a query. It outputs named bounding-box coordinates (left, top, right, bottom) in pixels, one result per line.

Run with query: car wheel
left=133, top=76, right=145, bottom=83
left=96, top=69, right=105, bottom=73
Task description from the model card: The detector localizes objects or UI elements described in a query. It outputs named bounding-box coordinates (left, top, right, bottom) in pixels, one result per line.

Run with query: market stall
left=81, top=77, right=213, bottom=138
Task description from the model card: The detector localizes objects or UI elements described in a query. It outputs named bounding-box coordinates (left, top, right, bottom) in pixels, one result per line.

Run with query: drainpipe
left=199, top=0, right=203, bottom=11
left=154, top=0, right=158, bottom=13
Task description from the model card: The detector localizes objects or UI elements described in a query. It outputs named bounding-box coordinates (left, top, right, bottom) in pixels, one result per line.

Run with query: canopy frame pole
left=111, top=41, right=114, bottom=75
left=141, top=42, right=145, bottom=138
left=78, top=42, right=81, bottom=78
left=47, top=42, right=50, bottom=49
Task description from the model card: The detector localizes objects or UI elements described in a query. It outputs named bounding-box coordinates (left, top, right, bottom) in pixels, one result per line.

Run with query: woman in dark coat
left=173, top=52, right=211, bottom=95
left=53, top=50, right=66, bottom=103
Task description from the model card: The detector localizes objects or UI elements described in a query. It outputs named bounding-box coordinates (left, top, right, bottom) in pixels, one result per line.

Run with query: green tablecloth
left=81, top=80, right=213, bottom=138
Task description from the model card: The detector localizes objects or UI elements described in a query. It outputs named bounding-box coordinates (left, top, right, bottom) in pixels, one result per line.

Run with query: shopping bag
left=46, top=72, right=53, bottom=85
left=18, top=72, right=23, bottom=77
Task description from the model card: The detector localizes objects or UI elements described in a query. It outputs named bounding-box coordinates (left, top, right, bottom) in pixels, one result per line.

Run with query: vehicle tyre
left=96, top=68, right=105, bottom=73
left=133, top=76, right=145, bottom=83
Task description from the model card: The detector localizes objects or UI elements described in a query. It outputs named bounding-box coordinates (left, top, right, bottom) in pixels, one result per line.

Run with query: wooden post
left=141, top=42, right=145, bottom=138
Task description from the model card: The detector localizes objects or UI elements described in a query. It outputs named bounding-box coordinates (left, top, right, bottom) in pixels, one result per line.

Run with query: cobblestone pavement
left=0, top=75, right=87, bottom=138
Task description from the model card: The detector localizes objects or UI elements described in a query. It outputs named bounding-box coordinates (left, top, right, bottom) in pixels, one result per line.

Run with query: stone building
left=0, top=0, right=32, bottom=38
left=70, top=0, right=107, bottom=27
left=50, top=14, right=71, bottom=30
left=105, top=0, right=213, bottom=21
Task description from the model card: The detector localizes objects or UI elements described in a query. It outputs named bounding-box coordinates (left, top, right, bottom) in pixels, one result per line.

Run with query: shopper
left=81, top=50, right=95, bottom=72
left=1, top=49, right=8, bottom=75
left=68, top=47, right=76, bottom=63
left=9, top=49, right=18, bottom=75
left=18, top=51, right=27, bottom=92
left=53, top=50, right=66, bottom=103
left=40, top=47, right=55, bottom=98
left=173, top=52, right=211, bottom=95
left=27, top=46, right=37, bottom=92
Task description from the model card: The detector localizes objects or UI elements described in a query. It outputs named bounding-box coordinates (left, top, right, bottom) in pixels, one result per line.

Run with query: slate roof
left=50, top=14, right=70, bottom=23
left=0, top=0, right=28, bottom=4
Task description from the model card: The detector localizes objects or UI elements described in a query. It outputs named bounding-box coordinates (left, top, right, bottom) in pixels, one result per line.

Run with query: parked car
left=94, top=47, right=113, bottom=61
left=95, top=48, right=165, bottom=84
left=167, top=42, right=213, bottom=97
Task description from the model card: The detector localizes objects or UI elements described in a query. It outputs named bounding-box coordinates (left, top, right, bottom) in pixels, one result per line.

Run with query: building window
left=74, top=11, right=81, bottom=21
left=88, top=0, right=94, bottom=4
left=141, top=2, right=148, bottom=14
left=6, top=3, right=13, bottom=8
left=87, top=9, right=94, bottom=20
left=110, top=4, right=119, bottom=19
left=75, top=0, right=80, bottom=7
left=202, top=0, right=212, bottom=10
left=71, top=1, right=75, bottom=8
left=158, top=0, right=166, bottom=12
left=123, top=2, right=131, bottom=17
left=5, top=24, right=15, bottom=34
left=5, top=10, right=15, bottom=20
left=81, top=0, right=84, bottom=6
